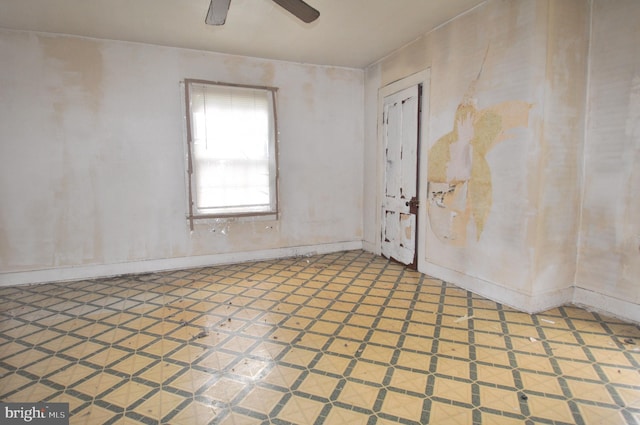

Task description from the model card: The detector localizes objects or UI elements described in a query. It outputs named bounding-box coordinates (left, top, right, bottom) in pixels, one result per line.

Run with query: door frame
left=375, top=69, right=431, bottom=270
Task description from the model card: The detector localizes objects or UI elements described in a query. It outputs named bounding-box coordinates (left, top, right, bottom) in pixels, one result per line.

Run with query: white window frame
left=183, top=79, right=279, bottom=229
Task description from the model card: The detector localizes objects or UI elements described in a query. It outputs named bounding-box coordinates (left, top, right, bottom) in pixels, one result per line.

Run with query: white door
left=381, top=85, right=421, bottom=268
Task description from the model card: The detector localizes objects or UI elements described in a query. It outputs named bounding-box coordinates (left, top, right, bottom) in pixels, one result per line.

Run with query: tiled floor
left=1, top=250, right=639, bottom=425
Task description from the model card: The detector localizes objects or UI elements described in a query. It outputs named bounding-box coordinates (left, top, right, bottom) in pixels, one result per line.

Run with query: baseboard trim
left=0, top=241, right=363, bottom=287
left=573, top=287, right=640, bottom=325
left=421, top=262, right=573, bottom=314
left=362, top=240, right=378, bottom=254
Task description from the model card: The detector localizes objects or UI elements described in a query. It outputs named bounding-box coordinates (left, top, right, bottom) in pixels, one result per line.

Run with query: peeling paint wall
left=366, top=0, right=545, bottom=310
left=0, top=31, right=364, bottom=282
left=365, top=0, right=598, bottom=315
left=575, top=0, right=640, bottom=319
left=427, top=96, right=532, bottom=245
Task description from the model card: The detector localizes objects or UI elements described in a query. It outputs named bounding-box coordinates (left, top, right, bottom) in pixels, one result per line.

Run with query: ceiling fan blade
left=272, top=0, right=320, bottom=23
left=205, top=0, right=231, bottom=25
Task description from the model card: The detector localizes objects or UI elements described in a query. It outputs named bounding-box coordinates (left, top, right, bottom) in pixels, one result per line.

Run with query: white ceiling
left=0, top=0, right=485, bottom=68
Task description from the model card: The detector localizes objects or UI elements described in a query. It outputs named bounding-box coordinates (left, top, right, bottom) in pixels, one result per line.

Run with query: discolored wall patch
left=39, top=35, right=104, bottom=116
left=427, top=76, right=531, bottom=245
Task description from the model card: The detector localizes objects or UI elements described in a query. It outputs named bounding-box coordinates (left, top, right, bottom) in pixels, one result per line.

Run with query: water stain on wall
left=38, top=35, right=105, bottom=266
left=428, top=79, right=531, bottom=245
left=39, top=35, right=104, bottom=116
left=260, top=62, right=275, bottom=86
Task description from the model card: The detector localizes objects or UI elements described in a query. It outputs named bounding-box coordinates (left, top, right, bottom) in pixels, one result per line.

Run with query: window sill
left=187, top=212, right=278, bottom=230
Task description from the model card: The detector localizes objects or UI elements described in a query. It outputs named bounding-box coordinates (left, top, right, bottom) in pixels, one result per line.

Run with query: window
left=184, top=79, right=278, bottom=228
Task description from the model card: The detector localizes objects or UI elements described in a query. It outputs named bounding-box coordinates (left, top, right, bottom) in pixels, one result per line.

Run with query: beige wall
left=365, top=0, right=638, bottom=323
left=532, top=0, right=588, bottom=297
left=0, top=31, right=364, bottom=284
left=574, top=0, right=640, bottom=320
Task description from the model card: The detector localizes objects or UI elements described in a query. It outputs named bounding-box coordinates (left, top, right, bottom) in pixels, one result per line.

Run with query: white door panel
left=381, top=85, right=420, bottom=267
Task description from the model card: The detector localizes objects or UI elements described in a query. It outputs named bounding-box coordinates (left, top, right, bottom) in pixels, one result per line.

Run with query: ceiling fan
left=206, top=0, right=320, bottom=25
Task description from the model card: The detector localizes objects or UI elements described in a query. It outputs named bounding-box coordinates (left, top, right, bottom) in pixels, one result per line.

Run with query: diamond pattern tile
left=0, top=250, right=639, bottom=424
